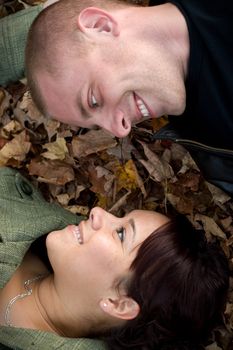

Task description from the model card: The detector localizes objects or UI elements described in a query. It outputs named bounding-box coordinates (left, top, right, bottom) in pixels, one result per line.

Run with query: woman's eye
left=91, top=93, right=99, bottom=108
left=116, top=227, right=126, bottom=243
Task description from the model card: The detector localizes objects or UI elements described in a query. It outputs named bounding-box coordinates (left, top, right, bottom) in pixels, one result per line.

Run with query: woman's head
left=46, top=207, right=169, bottom=333
left=46, top=208, right=229, bottom=343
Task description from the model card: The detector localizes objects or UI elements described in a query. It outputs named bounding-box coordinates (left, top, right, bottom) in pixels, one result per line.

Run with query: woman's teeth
left=73, top=226, right=83, bottom=244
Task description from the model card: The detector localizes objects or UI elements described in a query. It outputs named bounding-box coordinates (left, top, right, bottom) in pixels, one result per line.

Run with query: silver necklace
left=5, top=274, right=45, bottom=327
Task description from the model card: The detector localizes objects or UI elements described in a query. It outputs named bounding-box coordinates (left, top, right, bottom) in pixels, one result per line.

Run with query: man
left=1, top=0, right=233, bottom=195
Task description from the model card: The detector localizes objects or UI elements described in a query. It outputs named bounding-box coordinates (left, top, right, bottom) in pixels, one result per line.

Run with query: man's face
left=37, top=17, right=186, bottom=138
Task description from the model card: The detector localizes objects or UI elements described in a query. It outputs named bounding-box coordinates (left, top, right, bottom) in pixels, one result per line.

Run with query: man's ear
left=77, top=7, right=119, bottom=36
left=99, top=296, right=140, bottom=320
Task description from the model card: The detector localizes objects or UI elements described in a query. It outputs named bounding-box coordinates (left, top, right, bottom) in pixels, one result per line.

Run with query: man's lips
left=134, top=93, right=151, bottom=121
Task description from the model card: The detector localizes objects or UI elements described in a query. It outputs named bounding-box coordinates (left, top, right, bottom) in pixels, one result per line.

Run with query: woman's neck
left=0, top=250, right=96, bottom=337
left=0, top=251, right=53, bottom=331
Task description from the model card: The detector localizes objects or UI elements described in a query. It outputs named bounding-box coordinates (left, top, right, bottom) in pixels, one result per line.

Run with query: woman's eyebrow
left=129, top=218, right=136, bottom=246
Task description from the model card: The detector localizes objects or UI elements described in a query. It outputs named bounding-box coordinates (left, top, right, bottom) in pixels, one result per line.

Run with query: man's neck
left=122, top=3, right=190, bottom=79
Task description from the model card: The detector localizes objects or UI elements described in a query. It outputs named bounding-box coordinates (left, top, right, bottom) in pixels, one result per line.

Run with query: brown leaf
left=151, top=115, right=168, bottom=131
left=178, top=152, right=200, bottom=174
left=72, top=129, right=117, bottom=157
left=89, top=165, right=115, bottom=196
left=17, top=91, right=42, bottom=120
left=0, top=130, right=31, bottom=166
left=205, top=182, right=231, bottom=205
left=166, top=193, right=194, bottom=214
left=56, top=193, right=70, bottom=206
left=44, top=120, right=60, bottom=142
left=66, top=205, right=89, bottom=216
left=139, top=141, right=174, bottom=182
left=2, top=120, right=23, bottom=136
left=107, top=136, right=135, bottom=161
left=28, top=159, right=74, bottom=185
left=195, top=214, right=227, bottom=240
left=205, top=343, right=222, bottom=350
left=0, top=88, right=11, bottom=118
left=109, top=191, right=132, bottom=214
left=180, top=172, right=200, bottom=192
left=0, top=137, right=9, bottom=150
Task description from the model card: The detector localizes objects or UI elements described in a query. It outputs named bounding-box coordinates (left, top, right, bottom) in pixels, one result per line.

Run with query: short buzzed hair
left=25, top=0, right=133, bottom=115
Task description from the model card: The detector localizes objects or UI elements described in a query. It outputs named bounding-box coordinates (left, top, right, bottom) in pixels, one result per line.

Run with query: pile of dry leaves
left=0, top=0, right=233, bottom=349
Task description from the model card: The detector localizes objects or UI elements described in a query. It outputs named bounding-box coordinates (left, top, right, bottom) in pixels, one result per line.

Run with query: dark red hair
left=106, top=215, right=229, bottom=349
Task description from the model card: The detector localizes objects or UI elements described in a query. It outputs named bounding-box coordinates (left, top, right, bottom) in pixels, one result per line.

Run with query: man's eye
left=90, top=93, right=99, bottom=108
left=116, top=227, right=126, bottom=242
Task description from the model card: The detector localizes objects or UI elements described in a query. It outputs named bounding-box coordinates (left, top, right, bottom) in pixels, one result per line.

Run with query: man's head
left=26, top=0, right=188, bottom=137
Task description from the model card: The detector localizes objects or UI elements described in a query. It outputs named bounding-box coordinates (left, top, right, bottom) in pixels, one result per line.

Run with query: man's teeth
left=136, top=98, right=150, bottom=118
left=74, top=226, right=83, bottom=244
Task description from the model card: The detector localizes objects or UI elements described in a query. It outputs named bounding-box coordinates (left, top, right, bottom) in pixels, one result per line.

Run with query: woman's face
left=46, top=207, right=169, bottom=307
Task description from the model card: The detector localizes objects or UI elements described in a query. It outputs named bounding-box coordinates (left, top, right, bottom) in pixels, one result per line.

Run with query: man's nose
left=98, top=110, right=131, bottom=138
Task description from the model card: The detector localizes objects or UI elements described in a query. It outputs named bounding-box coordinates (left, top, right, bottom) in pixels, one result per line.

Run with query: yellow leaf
left=43, top=137, right=68, bottom=160
left=109, top=159, right=144, bottom=193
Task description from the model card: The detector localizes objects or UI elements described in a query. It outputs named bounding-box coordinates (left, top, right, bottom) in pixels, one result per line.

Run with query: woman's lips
left=72, top=224, right=83, bottom=244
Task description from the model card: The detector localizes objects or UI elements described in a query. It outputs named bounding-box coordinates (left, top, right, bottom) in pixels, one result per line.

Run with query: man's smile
left=134, top=92, right=151, bottom=120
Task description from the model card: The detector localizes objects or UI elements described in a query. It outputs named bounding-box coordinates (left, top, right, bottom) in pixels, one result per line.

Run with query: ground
left=0, top=0, right=232, bottom=349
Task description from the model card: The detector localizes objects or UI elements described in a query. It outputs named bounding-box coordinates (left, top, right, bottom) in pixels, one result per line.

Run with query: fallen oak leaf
left=28, top=158, right=74, bottom=185
left=89, top=165, right=115, bottom=196
left=205, top=181, right=231, bottom=205
left=17, top=90, right=42, bottom=121
left=66, top=205, right=89, bottom=216
left=56, top=193, right=70, bottom=206
left=0, top=130, right=31, bottom=166
left=124, top=159, right=146, bottom=197
left=42, top=137, right=68, bottom=161
left=205, top=342, right=223, bottom=350
left=2, top=120, right=23, bottom=136
left=151, top=115, right=169, bottom=132
left=138, top=140, right=174, bottom=182
left=72, top=129, right=117, bottom=157
left=109, top=190, right=132, bottom=214
left=179, top=171, right=201, bottom=192
left=107, top=135, right=135, bottom=161
left=0, top=88, right=12, bottom=118
left=194, top=214, right=227, bottom=240
left=0, top=137, right=9, bottom=150
left=44, top=119, right=60, bottom=142
left=108, top=159, right=144, bottom=194
left=14, top=104, right=60, bottom=142
left=166, top=193, right=194, bottom=215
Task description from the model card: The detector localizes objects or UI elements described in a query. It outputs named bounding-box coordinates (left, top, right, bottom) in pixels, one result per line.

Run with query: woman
left=0, top=167, right=229, bottom=350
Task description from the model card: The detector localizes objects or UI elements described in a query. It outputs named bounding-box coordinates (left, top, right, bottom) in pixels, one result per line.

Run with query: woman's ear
left=77, top=7, right=119, bottom=36
left=100, top=296, right=140, bottom=320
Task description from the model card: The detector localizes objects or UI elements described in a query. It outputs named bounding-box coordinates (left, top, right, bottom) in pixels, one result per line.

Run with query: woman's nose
left=89, top=207, right=106, bottom=230
left=89, top=207, right=118, bottom=231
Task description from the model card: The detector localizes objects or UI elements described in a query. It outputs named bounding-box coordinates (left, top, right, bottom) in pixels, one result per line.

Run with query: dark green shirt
left=0, top=6, right=43, bottom=86
left=0, top=167, right=107, bottom=350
